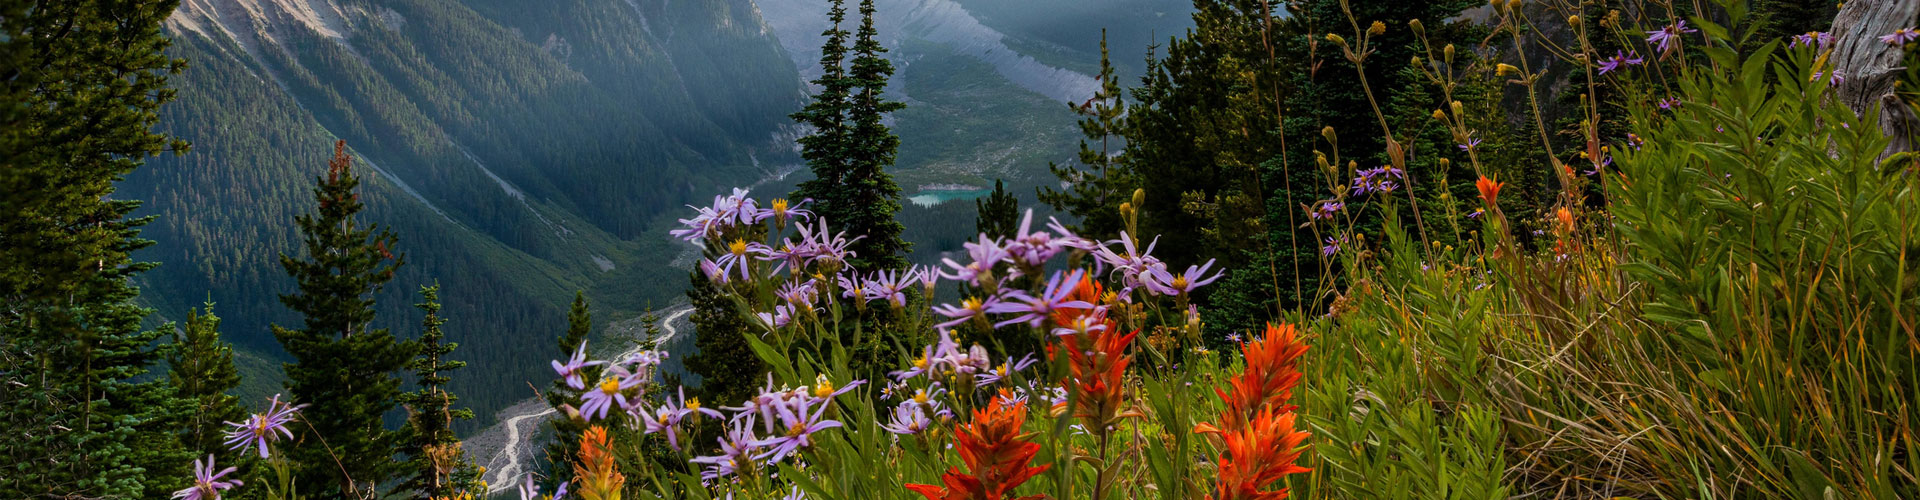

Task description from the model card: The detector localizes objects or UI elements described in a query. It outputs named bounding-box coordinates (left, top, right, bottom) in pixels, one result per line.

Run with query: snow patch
left=591, top=255, right=616, bottom=272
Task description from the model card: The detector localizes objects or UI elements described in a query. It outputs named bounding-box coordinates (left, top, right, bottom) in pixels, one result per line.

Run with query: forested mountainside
left=128, top=0, right=1194, bottom=429
left=130, top=0, right=804, bottom=424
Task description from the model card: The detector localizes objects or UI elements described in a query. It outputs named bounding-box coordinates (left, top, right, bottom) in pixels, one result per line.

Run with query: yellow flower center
left=1172, top=276, right=1189, bottom=289
left=813, top=374, right=834, bottom=397
left=913, top=391, right=930, bottom=405
left=599, top=379, right=621, bottom=394
left=912, top=356, right=928, bottom=369
left=686, top=398, right=702, bottom=411
left=962, top=296, right=984, bottom=312
left=787, top=423, right=808, bottom=437
left=771, top=198, right=789, bottom=213
left=728, top=239, right=748, bottom=256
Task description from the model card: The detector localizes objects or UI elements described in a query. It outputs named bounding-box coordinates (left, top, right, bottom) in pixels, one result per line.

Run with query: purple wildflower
left=754, top=197, right=813, bottom=226
left=987, top=270, right=1094, bottom=328
left=1646, top=20, right=1697, bottom=53
left=881, top=402, right=934, bottom=435
left=1657, top=97, right=1682, bottom=110
left=796, top=218, right=860, bottom=270
left=750, top=395, right=842, bottom=464
left=698, top=258, right=727, bottom=284
left=712, top=239, right=768, bottom=282
left=172, top=455, right=241, bottom=500
left=1004, top=210, right=1072, bottom=267
left=1597, top=50, right=1644, bottom=75
left=756, top=303, right=797, bottom=331
left=1226, top=332, right=1243, bottom=343
left=223, top=394, right=305, bottom=459
left=690, top=419, right=762, bottom=480
left=1457, top=137, right=1481, bottom=151
left=1321, top=236, right=1342, bottom=257
left=861, top=269, right=911, bottom=308
left=1880, top=28, right=1920, bottom=45
left=579, top=365, right=641, bottom=422
left=1791, top=31, right=1833, bottom=49
left=1308, top=200, right=1344, bottom=220
left=550, top=344, right=605, bottom=391
left=974, top=353, right=1038, bottom=387
left=1351, top=166, right=1404, bottom=195
left=1090, top=232, right=1165, bottom=294
left=1141, top=259, right=1223, bottom=297
left=940, top=234, right=1010, bottom=287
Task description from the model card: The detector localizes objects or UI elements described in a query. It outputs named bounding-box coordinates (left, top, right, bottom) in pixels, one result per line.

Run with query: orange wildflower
left=573, top=426, right=625, bottom=500
left=1195, top=323, right=1311, bottom=500
left=905, top=393, right=1052, bottom=500
left=1046, top=274, right=1136, bottom=428
left=1475, top=175, right=1503, bottom=206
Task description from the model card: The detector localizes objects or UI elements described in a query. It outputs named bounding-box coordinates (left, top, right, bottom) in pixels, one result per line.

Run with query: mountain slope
left=131, top=0, right=802, bottom=426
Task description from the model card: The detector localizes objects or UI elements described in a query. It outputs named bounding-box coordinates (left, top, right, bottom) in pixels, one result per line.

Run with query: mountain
left=128, top=0, right=1193, bottom=430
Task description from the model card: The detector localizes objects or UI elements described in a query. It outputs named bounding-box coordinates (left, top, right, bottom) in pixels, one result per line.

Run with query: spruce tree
left=683, top=266, right=765, bottom=409
left=165, top=301, right=247, bottom=456
left=398, top=284, right=482, bottom=498
left=0, top=1, right=193, bottom=497
left=1039, top=30, right=1135, bottom=242
left=791, top=0, right=856, bottom=233
left=273, top=140, right=415, bottom=498
left=840, top=0, right=911, bottom=271
left=543, top=291, right=595, bottom=482
left=975, top=179, right=1020, bottom=237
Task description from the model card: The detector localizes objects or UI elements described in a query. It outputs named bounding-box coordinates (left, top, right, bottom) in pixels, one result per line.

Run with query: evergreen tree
left=975, top=179, right=1021, bottom=237
left=1039, top=30, right=1135, bottom=242
left=165, top=301, right=247, bottom=456
left=838, top=0, right=911, bottom=271
left=0, top=1, right=193, bottom=497
left=543, top=291, right=595, bottom=482
left=273, top=140, right=415, bottom=498
left=398, top=284, right=482, bottom=499
left=792, top=0, right=910, bottom=271
left=791, top=0, right=856, bottom=235
left=683, top=266, right=765, bottom=410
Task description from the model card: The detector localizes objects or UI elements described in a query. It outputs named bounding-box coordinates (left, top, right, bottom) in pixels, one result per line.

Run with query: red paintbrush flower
left=1205, top=407, right=1311, bottom=500
left=1195, top=323, right=1311, bottom=500
left=1045, top=274, right=1137, bottom=428
left=905, top=393, right=1052, bottom=500
left=1475, top=175, right=1503, bottom=207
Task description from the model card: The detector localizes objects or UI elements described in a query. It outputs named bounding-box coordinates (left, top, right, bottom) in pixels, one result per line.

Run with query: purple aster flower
left=1046, top=216, right=1100, bottom=251
left=579, top=365, right=642, bottom=422
left=796, top=218, right=860, bottom=270
left=1004, top=210, right=1072, bottom=267
left=517, top=475, right=567, bottom=500
left=623, top=349, right=667, bottom=373
left=1467, top=208, right=1485, bottom=219
left=760, top=238, right=818, bottom=275
left=699, top=258, right=727, bottom=284
left=1226, top=332, right=1243, bottom=343
left=1141, top=259, right=1223, bottom=297
left=690, top=419, right=762, bottom=480
left=1813, top=69, right=1844, bottom=85
left=881, top=401, right=934, bottom=435
left=172, top=455, right=241, bottom=500
left=754, top=197, right=813, bottom=226
left=940, top=234, right=1010, bottom=287
left=670, top=205, right=725, bottom=241
left=1308, top=200, right=1344, bottom=220
left=973, top=353, right=1038, bottom=387
left=716, top=188, right=760, bottom=227
left=1597, top=50, right=1644, bottom=75
left=910, top=264, right=940, bottom=296
left=750, top=395, right=842, bottom=464
left=1657, top=97, right=1682, bottom=110
left=551, top=344, right=605, bottom=391
left=860, top=269, right=912, bottom=308
left=1646, top=20, right=1697, bottom=53
left=723, top=375, right=787, bottom=434
left=987, top=270, right=1094, bottom=328
left=775, top=280, right=819, bottom=308
left=931, top=294, right=999, bottom=329
left=1090, top=232, right=1165, bottom=294
left=1791, top=31, right=1833, bottom=49
left=1051, top=305, right=1112, bottom=337
left=711, top=239, right=769, bottom=282
left=1880, top=28, right=1920, bottom=45
left=756, top=303, right=797, bottom=331
left=1457, top=137, right=1481, bottom=151
left=837, top=272, right=868, bottom=303
left=890, top=342, right=941, bottom=381
left=1321, top=236, right=1343, bottom=257
left=223, top=394, right=305, bottom=459
left=1351, top=166, right=1404, bottom=195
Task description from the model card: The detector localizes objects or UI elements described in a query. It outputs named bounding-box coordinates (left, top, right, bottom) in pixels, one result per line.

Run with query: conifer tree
left=165, top=301, right=247, bottom=456
left=791, top=0, right=856, bottom=229
left=683, top=266, right=765, bottom=411
left=840, top=0, right=911, bottom=270
left=1039, top=30, right=1135, bottom=242
left=0, top=1, right=193, bottom=497
left=543, top=291, right=595, bottom=482
left=399, top=284, right=482, bottom=498
left=975, top=179, right=1020, bottom=237
left=792, top=0, right=910, bottom=271
left=273, top=140, right=415, bottom=498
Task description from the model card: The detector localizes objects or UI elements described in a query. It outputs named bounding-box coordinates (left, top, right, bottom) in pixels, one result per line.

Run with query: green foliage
left=165, top=302, right=249, bottom=457
left=272, top=142, right=416, bottom=498
left=1039, top=30, right=1134, bottom=242
left=974, top=179, right=1021, bottom=237
left=0, top=0, right=193, bottom=497
left=398, top=284, right=482, bottom=498
left=683, top=266, right=766, bottom=413
left=544, top=290, right=595, bottom=483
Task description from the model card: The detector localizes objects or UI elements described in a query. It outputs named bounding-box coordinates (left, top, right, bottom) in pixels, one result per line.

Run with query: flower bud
left=1368, top=21, right=1385, bottom=36
left=1450, top=100, right=1463, bottom=117
left=1444, top=44, right=1455, bottom=63
left=1506, top=0, right=1523, bottom=11
left=1432, top=108, right=1446, bottom=121
left=1568, top=15, right=1581, bottom=26
left=1321, top=126, right=1337, bottom=144
left=1131, top=188, right=1146, bottom=209
left=1409, top=19, right=1425, bottom=35
left=1496, top=63, right=1518, bottom=76
left=1325, top=33, right=1347, bottom=46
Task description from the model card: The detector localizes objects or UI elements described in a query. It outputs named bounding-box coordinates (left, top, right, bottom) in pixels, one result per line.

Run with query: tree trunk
left=1831, top=0, right=1920, bottom=158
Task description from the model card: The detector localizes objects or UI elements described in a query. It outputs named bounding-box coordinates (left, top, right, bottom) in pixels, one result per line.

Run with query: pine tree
left=791, top=0, right=856, bottom=233
left=398, top=284, right=482, bottom=499
left=840, top=0, right=911, bottom=270
left=165, top=301, right=247, bottom=456
left=683, top=266, right=765, bottom=410
left=975, top=179, right=1020, bottom=237
left=0, top=1, right=193, bottom=498
left=543, top=291, right=595, bottom=482
left=792, top=0, right=910, bottom=271
left=1039, top=30, right=1135, bottom=242
left=273, top=140, right=415, bottom=498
